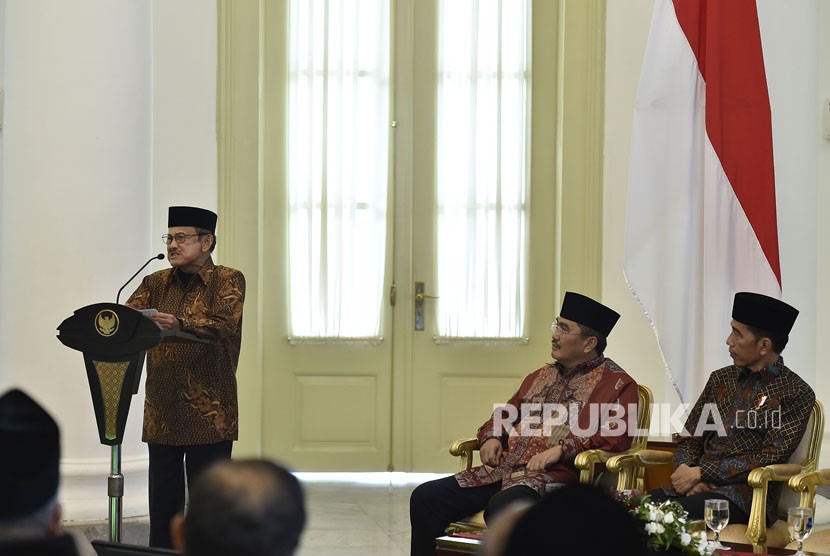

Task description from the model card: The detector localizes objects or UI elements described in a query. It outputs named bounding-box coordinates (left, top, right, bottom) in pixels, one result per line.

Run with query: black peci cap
left=559, top=292, right=620, bottom=337
left=0, top=389, right=60, bottom=518
left=168, top=206, right=217, bottom=233
left=732, top=292, right=798, bottom=335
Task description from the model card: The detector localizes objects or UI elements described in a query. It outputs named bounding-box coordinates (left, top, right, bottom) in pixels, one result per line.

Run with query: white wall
left=757, top=0, right=818, bottom=396
left=817, top=0, right=830, bottom=464
left=0, top=0, right=217, bottom=522
left=603, top=0, right=828, bottom=462
left=0, top=0, right=153, bottom=520
left=151, top=1, right=218, bottom=235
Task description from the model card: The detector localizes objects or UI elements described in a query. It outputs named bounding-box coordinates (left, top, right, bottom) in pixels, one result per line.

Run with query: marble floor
left=67, top=472, right=449, bottom=556
left=67, top=475, right=830, bottom=554
left=294, top=473, right=448, bottom=556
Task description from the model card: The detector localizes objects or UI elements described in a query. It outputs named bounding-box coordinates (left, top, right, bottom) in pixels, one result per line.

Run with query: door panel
left=262, top=343, right=393, bottom=469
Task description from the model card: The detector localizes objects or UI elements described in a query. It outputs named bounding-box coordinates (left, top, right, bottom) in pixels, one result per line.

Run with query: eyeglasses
left=550, top=321, right=588, bottom=336
left=162, top=232, right=209, bottom=245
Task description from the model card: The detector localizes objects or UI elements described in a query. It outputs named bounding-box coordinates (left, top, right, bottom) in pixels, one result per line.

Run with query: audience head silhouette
left=171, top=459, right=306, bottom=556
left=0, top=387, right=89, bottom=556
left=499, top=483, right=644, bottom=555
left=0, top=388, right=62, bottom=537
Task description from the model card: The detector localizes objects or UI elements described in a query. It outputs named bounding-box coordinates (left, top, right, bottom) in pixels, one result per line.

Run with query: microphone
left=117, top=254, right=165, bottom=304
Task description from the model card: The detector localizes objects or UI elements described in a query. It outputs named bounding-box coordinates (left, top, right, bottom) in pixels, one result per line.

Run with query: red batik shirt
left=455, top=356, right=638, bottom=495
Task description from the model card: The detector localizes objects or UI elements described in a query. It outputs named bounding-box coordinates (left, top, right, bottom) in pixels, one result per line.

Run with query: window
left=287, top=0, right=391, bottom=338
left=435, top=0, right=531, bottom=339
left=286, top=0, right=530, bottom=341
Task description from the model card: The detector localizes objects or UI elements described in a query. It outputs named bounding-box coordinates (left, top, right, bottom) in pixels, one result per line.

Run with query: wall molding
left=554, top=0, right=606, bottom=302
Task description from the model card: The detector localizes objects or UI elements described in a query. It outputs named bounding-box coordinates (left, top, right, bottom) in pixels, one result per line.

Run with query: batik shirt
left=670, top=358, right=814, bottom=525
left=125, top=258, right=245, bottom=445
left=455, top=356, right=638, bottom=495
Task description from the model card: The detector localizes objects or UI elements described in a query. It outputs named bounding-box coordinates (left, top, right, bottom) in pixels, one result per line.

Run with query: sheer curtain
left=287, top=0, right=391, bottom=339
left=435, top=0, right=531, bottom=339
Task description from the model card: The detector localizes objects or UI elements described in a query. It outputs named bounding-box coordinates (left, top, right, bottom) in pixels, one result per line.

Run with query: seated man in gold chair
left=409, top=292, right=638, bottom=556
left=649, top=292, right=814, bottom=527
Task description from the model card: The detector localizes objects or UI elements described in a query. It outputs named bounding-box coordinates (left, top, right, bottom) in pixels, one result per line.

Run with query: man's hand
left=526, top=446, right=563, bottom=471
left=480, top=438, right=504, bottom=467
left=671, top=463, right=702, bottom=495
left=150, top=312, right=182, bottom=331
left=686, top=481, right=716, bottom=495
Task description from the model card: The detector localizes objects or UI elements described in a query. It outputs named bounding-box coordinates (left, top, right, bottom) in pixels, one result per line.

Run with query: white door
left=250, top=0, right=574, bottom=472
left=398, top=0, right=558, bottom=471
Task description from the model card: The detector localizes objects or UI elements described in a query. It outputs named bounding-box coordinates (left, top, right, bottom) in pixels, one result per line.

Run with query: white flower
left=649, top=507, right=664, bottom=522
left=627, top=497, right=712, bottom=555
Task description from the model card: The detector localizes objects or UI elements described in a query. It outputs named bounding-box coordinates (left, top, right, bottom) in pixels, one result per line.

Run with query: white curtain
left=287, top=0, right=391, bottom=338
left=435, top=0, right=531, bottom=338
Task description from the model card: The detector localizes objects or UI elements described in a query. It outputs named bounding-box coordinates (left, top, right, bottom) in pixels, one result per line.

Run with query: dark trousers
left=148, top=441, right=233, bottom=548
left=647, top=488, right=750, bottom=524
left=409, top=475, right=541, bottom=556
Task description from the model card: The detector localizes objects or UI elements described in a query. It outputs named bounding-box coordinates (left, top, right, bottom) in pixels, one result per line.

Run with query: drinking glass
left=704, top=499, right=731, bottom=551
left=788, top=506, right=814, bottom=556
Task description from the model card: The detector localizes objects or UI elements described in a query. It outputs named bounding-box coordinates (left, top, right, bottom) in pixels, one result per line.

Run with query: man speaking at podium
left=125, top=206, right=246, bottom=548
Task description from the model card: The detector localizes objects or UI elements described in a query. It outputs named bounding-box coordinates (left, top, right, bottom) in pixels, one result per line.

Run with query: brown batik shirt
left=125, top=258, right=245, bottom=445
left=669, top=358, right=814, bottom=525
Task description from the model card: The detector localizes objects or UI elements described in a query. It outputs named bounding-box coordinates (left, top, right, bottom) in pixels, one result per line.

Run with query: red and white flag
left=624, top=0, right=782, bottom=403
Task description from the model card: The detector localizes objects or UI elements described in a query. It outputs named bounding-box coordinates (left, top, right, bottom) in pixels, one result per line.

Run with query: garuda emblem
left=95, top=309, right=119, bottom=337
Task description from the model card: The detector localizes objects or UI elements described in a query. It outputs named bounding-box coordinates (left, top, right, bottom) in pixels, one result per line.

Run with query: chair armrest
left=606, top=449, right=674, bottom=491
left=575, top=449, right=614, bottom=468
left=449, top=438, right=479, bottom=471
left=747, top=463, right=803, bottom=487
left=607, top=449, right=674, bottom=471
left=575, top=449, right=615, bottom=485
left=789, top=468, right=830, bottom=491
left=743, top=463, right=804, bottom=547
left=789, top=468, right=830, bottom=509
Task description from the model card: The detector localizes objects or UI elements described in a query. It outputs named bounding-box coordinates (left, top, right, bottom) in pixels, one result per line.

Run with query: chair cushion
left=719, top=521, right=790, bottom=548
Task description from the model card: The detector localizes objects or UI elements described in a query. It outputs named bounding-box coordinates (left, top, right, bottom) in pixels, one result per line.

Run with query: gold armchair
left=607, top=399, right=824, bottom=550
left=446, top=383, right=653, bottom=533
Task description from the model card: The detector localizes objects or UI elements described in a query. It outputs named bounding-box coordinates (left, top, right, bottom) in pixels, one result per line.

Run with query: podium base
left=60, top=456, right=149, bottom=522
left=64, top=517, right=150, bottom=547
left=109, top=445, right=123, bottom=542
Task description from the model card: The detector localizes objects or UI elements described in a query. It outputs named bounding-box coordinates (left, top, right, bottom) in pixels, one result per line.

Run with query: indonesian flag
left=624, top=0, right=782, bottom=403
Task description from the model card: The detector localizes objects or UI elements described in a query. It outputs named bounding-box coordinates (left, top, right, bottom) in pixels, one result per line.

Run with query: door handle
left=414, top=282, right=438, bottom=331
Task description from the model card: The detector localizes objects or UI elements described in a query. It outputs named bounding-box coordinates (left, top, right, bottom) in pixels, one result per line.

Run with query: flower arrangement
left=613, top=491, right=713, bottom=555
